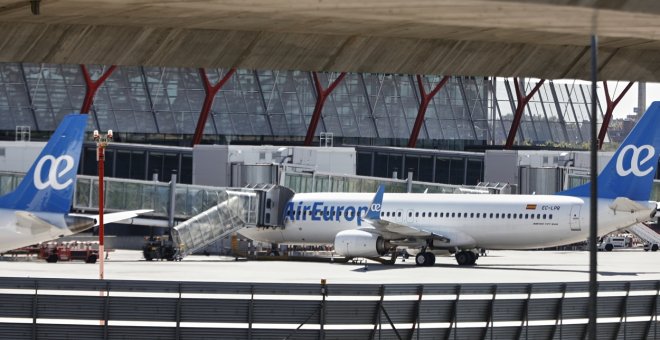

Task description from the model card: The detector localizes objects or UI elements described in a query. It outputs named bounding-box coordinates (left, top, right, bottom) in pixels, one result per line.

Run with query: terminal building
left=0, top=63, right=600, bottom=148
left=1, top=62, right=659, bottom=251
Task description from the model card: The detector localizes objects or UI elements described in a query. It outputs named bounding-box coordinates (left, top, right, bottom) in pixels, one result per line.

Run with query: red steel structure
left=504, top=78, right=546, bottom=149
left=80, top=65, right=117, bottom=114
left=192, top=68, right=237, bottom=146
left=303, top=72, right=347, bottom=146
left=597, top=81, right=634, bottom=149
left=407, top=75, right=450, bottom=148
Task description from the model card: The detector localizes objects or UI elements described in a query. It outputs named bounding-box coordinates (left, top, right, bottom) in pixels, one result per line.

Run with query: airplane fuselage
left=0, top=210, right=72, bottom=253
left=239, top=193, right=655, bottom=250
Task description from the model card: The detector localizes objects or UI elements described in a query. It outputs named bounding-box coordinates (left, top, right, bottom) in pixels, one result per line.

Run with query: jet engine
left=334, top=230, right=387, bottom=257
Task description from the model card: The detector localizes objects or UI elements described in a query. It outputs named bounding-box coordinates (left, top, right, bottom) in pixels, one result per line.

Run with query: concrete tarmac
left=1, top=249, right=660, bottom=284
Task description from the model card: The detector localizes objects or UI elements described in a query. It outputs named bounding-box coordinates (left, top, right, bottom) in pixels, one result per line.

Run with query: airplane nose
left=64, top=216, right=96, bottom=233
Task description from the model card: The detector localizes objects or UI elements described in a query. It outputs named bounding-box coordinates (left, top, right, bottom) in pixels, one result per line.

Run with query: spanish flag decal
left=526, top=204, right=537, bottom=210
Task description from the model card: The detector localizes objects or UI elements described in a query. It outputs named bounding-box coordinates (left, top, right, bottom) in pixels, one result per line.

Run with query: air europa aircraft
left=239, top=102, right=660, bottom=266
left=0, top=114, right=149, bottom=253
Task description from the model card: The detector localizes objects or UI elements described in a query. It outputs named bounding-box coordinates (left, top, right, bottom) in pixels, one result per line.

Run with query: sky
left=602, top=82, right=660, bottom=119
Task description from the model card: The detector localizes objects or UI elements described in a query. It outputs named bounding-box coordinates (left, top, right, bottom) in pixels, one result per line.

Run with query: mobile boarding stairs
left=169, top=184, right=294, bottom=259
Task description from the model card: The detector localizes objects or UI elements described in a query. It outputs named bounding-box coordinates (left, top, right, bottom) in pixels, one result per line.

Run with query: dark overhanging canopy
left=0, top=0, right=660, bottom=81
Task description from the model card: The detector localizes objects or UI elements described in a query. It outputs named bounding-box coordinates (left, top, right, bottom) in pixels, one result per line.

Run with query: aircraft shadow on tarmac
left=348, top=261, right=659, bottom=277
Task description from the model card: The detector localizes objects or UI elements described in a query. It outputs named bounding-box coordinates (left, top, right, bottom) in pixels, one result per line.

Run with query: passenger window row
left=380, top=211, right=553, bottom=220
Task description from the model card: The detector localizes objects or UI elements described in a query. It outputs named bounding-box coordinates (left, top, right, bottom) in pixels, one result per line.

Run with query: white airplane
left=0, top=114, right=149, bottom=253
left=240, top=102, right=660, bottom=266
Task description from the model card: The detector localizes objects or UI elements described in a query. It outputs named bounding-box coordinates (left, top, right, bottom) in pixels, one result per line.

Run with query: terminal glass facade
left=0, top=63, right=602, bottom=148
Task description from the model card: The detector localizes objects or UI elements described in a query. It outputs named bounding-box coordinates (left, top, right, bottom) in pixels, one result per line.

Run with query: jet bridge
left=171, top=185, right=294, bottom=258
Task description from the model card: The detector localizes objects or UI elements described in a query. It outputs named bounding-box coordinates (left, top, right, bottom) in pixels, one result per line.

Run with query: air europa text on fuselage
left=285, top=201, right=369, bottom=226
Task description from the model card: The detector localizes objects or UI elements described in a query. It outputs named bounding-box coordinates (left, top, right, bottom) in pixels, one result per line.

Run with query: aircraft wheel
left=605, top=244, right=614, bottom=251
left=455, top=251, right=470, bottom=266
left=85, top=254, right=97, bottom=264
left=46, top=254, right=58, bottom=263
left=415, top=252, right=427, bottom=266
left=466, top=251, right=477, bottom=265
left=424, top=252, right=436, bottom=266
left=652, top=244, right=659, bottom=252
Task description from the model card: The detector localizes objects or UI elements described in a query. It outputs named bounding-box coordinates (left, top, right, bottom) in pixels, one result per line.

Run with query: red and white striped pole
left=94, top=129, right=112, bottom=280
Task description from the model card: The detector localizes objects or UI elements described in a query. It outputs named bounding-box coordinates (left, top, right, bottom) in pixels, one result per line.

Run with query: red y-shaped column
left=303, top=72, right=347, bottom=146
left=192, top=68, right=237, bottom=146
left=80, top=65, right=117, bottom=114
left=407, top=75, right=450, bottom=148
left=597, top=81, right=634, bottom=149
left=504, top=78, right=546, bottom=149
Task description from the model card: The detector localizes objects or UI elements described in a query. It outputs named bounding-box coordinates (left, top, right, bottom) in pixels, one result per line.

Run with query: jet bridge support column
left=168, top=171, right=177, bottom=231
left=407, top=75, right=450, bottom=148
left=597, top=81, right=634, bottom=149
left=504, top=78, right=545, bottom=149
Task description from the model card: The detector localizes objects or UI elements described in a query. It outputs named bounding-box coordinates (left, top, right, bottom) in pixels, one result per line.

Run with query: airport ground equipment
left=597, top=235, right=633, bottom=251
left=628, top=223, right=660, bottom=251
left=168, top=184, right=294, bottom=259
left=38, top=241, right=99, bottom=263
left=141, top=237, right=178, bottom=261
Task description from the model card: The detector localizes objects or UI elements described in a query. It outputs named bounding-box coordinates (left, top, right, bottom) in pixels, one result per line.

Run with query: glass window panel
left=373, top=153, right=388, bottom=178
left=387, top=155, right=403, bottom=180
left=419, top=156, right=433, bottom=182
left=131, top=151, right=146, bottom=180
left=404, top=156, right=419, bottom=180
left=466, top=159, right=483, bottom=185
left=435, top=158, right=450, bottom=184
left=449, top=158, right=465, bottom=185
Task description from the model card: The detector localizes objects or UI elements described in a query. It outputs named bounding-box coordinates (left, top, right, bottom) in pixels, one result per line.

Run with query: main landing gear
left=415, top=251, right=435, bottom=266
left=455, top=250, right=478, bottom=266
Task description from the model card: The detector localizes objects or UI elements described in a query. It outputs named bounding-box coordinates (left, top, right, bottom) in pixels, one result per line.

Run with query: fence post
left=485, top=285, right=497, bottom=340
left=614, top=282, right=631, bottom=339
left=320, top=279, right=327, bottom=340
left=176, top=283, right=181, bottom=340
left=550, top=283, right=567, bottom=340
left=448, top=285, right=461, bottom=340
left=32, top=280, right=38, bottom=340
left=370, top=285, right=385, bottom=340
left=102, top=281, right=110, bottom=340
left=409, top=285, right=424, bottom=340
left=248, top=285, right=254, bottom=340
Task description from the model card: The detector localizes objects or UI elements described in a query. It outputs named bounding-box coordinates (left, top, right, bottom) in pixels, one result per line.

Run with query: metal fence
left=0, top=277, right=658, bottom=340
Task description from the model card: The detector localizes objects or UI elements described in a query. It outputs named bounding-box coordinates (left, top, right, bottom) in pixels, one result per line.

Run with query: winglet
left=365, top=185, right=385, bottom=220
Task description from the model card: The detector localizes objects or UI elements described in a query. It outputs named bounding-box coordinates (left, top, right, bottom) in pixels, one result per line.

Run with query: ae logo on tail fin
left=33, top=155, right=75, bottom=190
left=616, top=145, right=655, bottom=177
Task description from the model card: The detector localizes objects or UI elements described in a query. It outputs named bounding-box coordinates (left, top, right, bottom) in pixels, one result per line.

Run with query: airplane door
left=406, top=209, right=414, bottom=223
left=569, top=205, right=581, bottom=231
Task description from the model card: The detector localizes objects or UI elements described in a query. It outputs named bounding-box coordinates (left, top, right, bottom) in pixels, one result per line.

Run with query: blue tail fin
left=557, top=102, right=660, bottom=201
left=365, top=185, right=385, bottom=220
left=0, top=114, right=88, bottom=213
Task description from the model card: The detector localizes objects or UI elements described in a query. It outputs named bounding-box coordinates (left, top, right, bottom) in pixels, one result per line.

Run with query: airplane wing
left=70, top=209, right=153, bottom=226
left=361, top=185, right=450, bottom=244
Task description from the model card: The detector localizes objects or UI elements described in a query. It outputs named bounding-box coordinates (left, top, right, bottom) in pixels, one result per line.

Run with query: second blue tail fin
left=0, top=114, right=88, bottom=213
left=557, top=102, right=660, bottom=201
left=365, top=185, right=385, bottom=220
